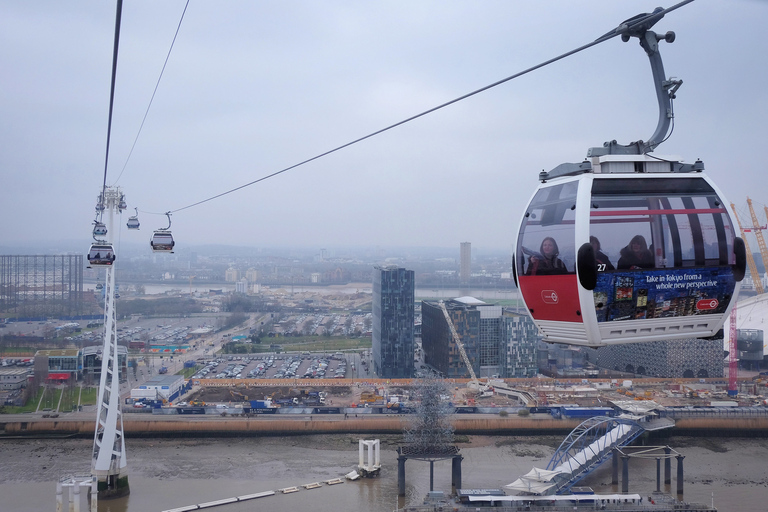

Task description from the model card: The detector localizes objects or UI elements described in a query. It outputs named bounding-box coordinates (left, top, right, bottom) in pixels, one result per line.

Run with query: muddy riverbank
left=1, top=435, right=767, bottom=512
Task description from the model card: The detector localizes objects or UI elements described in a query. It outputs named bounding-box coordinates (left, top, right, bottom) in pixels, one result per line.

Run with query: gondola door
left=515, top=179, right=582, bottom=338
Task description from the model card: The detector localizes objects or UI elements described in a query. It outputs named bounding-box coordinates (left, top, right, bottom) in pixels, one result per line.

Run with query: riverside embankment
left=3, top=414, right=768, bottom=437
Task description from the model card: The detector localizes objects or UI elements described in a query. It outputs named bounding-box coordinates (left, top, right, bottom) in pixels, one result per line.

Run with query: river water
left=1, top=435, right=766, bottom=512
left=119, top=282, right=521, bottom=302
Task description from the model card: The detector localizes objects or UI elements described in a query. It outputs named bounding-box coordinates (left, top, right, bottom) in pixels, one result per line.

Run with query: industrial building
left=587, top=338, right=724, bottom=378
left=0, top=368, right=31, bottom=391
left=34, top=349, right=82, bottom=383
left=130, top=374, right=186, bottom=403
left=81, top=345, right=128, bottom=383
left=33, top=347, right=128, bottom=383
left=736, top=329, right=765, bottom=370
left=372, top=265, right=415, bottom=378
left=421, top=298, right=538, bottom=379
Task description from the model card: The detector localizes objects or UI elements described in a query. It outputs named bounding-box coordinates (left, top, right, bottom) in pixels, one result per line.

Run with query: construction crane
left=731, top=203, right=764, bottom=294
left=230, top=389, right=248, bottom=401
left=747, top=197, right=768, bottom=291
left=728, top=304, right=738, bottom=397
left=437, top=300, right=492, bottom=395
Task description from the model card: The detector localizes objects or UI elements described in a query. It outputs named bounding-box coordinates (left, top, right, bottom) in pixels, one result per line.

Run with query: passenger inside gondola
left=617, top=234, right=654, bottom=270
left=525, top=236, right=568, bottom=275
left=590, top=236, right=615, bottom=271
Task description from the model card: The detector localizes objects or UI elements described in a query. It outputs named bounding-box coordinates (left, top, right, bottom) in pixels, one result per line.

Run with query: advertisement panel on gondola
left=592, top=267, right=736, bottom=322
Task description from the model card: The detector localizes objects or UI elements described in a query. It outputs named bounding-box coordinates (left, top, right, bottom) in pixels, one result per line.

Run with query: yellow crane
left=731, top=202, right=764, bottom=294
left=230, top=389, right=248, bottom=401
left=747, top=197, right=768, bottom=291
left=438, top=300, right=492, bottom=395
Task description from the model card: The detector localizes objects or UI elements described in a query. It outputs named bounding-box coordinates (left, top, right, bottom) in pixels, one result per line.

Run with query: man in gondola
left=590, top=236, right=615, bottom=271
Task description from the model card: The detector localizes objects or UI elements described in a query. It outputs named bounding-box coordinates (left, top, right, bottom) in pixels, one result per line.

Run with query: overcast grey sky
left=2, top=1, right=767, bottom=254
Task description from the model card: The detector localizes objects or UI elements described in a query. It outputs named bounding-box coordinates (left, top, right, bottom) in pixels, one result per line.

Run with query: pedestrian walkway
left=506, top=416, right=647, bottom=495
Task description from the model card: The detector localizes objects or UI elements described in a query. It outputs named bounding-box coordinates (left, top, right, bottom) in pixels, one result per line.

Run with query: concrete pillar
left=664, top=447, right=671, bottom=484
left=90, top=476, right=98, bottom=512
left=676, top=455, right=685, bottom=496
left=68, top=484, right=75, bottom=512
left=397, top=455, right=406, bottom=496
left=73, top=483, right=81, bottom=512
left=452, top=455, right=463, bottom=490
left=656, top=458, right=661, bottom=492
left=56, top=481, right=63, bottom=512
left=429, top=460, right=435, bottom=492
left=611, top=448, right=619, bottom=485
left=367, top=442, right=374, bottom=470
left=621, top=455, right=630, bottom=493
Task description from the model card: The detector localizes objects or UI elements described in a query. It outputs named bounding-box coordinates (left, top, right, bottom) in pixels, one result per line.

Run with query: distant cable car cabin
left=150, top=231, right=174, bottom=252
left=95, top=193, right=105, bottom=212
left=87, top=243, right=116, bottom=267
left=151, top=212, right=175, bottom=252
left=93, top=222, right=107, bottom=238
left=511, top=11, right=746, bottom=347
left=127, top=208, right=140, bottom=230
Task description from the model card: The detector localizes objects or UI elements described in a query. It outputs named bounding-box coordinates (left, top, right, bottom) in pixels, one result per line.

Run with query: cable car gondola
left=127, top=208, right=140, bottom=230
left=150, top=212, right=175, bottom=253
left=95, top=193, right=105, bottom=212
left=87, top=243, right=116, bottom=267
left=93, top=221, right=107, bottom=238
left=512, top=13, right=746, bottom=347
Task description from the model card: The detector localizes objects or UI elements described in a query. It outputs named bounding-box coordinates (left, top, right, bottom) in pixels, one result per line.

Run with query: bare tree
left=404, top=371, right=455, bottom=455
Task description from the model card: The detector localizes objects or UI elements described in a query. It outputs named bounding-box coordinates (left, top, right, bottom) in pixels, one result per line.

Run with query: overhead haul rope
left=167, top=0, right=695, bottom=215
left=112, top=0, right=191, bottom=186
left=98, top=0, right=123, bottom=216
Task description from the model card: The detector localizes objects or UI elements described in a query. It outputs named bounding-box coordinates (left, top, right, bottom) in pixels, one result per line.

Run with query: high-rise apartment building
left=460, top=242, right=471, bottom=285
left=372, top=265, right=415, bottom=378
left=225, top=267, right=240, bottom=282
left=422, top=297, right=538, bottom=379
left=245, top=268, right=259, bottom=283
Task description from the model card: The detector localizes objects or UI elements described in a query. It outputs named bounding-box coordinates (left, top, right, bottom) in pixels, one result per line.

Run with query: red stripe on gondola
left=518, top=274, right=582, bottom=323
left=591, top=208, right=726, bottom=217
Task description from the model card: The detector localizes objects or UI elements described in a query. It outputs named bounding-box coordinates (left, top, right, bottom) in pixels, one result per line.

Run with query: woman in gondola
left=617, top=234, right=654, bottom=270
left=526, top=236, right=568, bottom=275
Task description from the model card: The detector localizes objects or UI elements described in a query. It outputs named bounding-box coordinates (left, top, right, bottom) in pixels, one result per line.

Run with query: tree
left=221, top=312, right=247, bottom=331
left=42, top=324, right=56, bottom=341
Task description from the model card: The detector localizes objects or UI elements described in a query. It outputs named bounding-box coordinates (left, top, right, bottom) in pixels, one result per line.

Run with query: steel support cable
left=112, top=0, right=191, bottom=186
left=167, top=0, right=694, bottom=214
left=100, top=0, right=123, bottom=214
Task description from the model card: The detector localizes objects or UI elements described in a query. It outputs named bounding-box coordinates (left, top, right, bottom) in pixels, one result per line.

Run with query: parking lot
left=190, top=352, right=349, bottom=381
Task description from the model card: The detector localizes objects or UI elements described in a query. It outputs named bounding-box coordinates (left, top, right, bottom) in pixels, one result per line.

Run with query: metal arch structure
left=91, top=187, right=130, bottom=498
left=545, top=416, right=644, bottom=494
